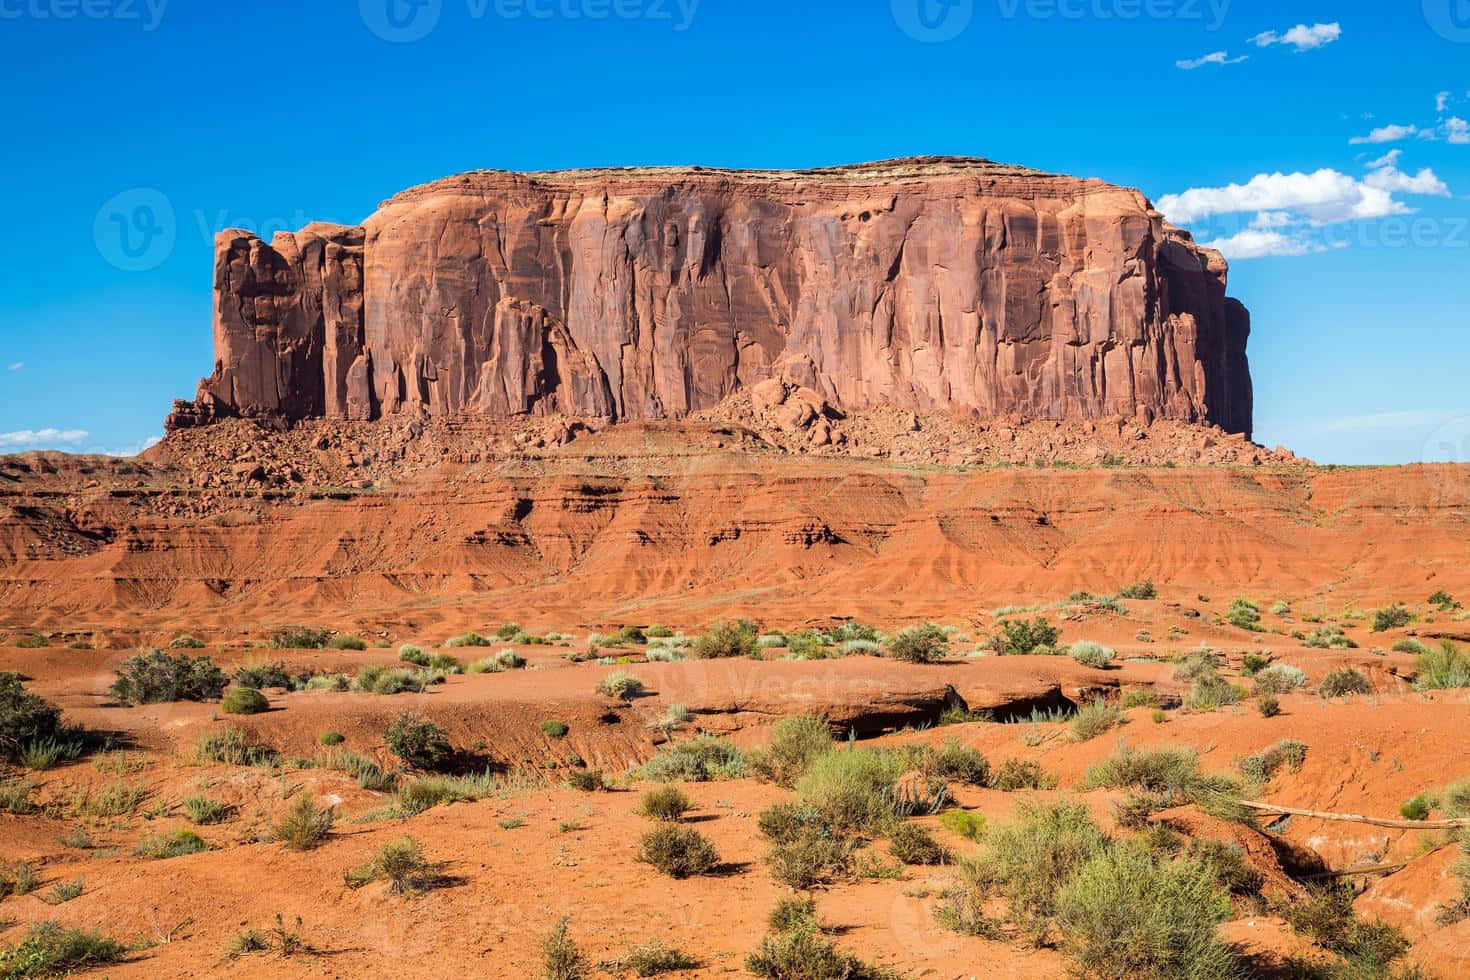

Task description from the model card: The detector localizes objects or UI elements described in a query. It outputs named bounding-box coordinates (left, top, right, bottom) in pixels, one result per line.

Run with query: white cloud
left=1349, top=123, right=1418, bottom=145
left=1364, top=158, right=1451, bottom=197
left=1157, top=169, right=1411, bottom=225
left=1176, top=51, right=1248, bottom=71
left=1250, top=210, right=1295, bottom=229
left=1201, top=229, right=1314, bottom=259
left=1447, top=117, right=1470, bottom=145
left=6, top=362, right=21, bottom=371
left=1365, top=149, right=1401, bottom=170
left=0, top=428, right=90, bottom=448
left=1249, top=23, right=1341, bottom=51
left=1438, top=91, right=1454, bottom=113
left=100, top=435, right=163, bottom=458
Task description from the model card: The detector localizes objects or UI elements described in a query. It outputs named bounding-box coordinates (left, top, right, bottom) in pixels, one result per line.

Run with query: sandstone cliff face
left=170, top=157, right=1253, bottom=436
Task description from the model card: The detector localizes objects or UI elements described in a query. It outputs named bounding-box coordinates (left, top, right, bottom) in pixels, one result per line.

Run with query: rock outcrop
left=168, top=157, right=1253, bottom=437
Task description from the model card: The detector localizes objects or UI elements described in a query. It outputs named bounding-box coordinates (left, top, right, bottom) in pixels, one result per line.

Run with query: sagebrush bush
left=939, top=809, right=986, bottom=840
left=1068, top=641, right=1116, bottom=669
left=749, top=716, right=834, bottom=787
left=109, top=650, right=228, bottom=705
left=889, top=822, right=949, bottom=865
left=540, top=916, right=587, bottom=980
left=615, top=940, right=698, bottom=976
left=445, top=632, right=492, bottom=648
left=1187, top=676, right=1243, bottom=711
left=637, top=786, right=691, bottom=822
left=1256, top=695, right=1281, bottom=718
left=1253, top=664, right=1307, bottom=694
left=635, top=735, right=745, bottom=782
left=1416, top=641, right=1470, bottom=690
left=1237, top=740, right=1308, bottom=784
left=169, top=633, right=206, bottom=649
left=384, top=711, right=452, bottom=770
left=1070, top=700, right=1124, bottom=741
left=991, top=617, right=1060, bottom=655
left=0, top=672, right=62, bottom=762
left=768, top=896, right=819, bottom=933
left=540, top=720, right=570, bottom=738
left=398, top=645, right=430, bottom=666
left=1372, top=604, right=1412, bottom=633
left=182, top=796, right=232, bottom=825
left=1303, top=625, right=1357, bottom=650
left=1319, top=667, right=1372, bottom=698
left=135, top=828, right=208, bottom=859
left=0, top=922, right=127, bottom=976
left=271, top=795, right=334, bottom=851
left=1120, top=580, right=1157, bottom=600
left=232, top=661, right=291, bottom=690
left=746, top=926, right=891, bottom=980
left=221, top=687, right=270, bottom=715
left=566, top=768, right=606, bottom=792
left=976, top=800, right=1110, bottom=945
left=765, top=829, right=855, bottom=889
left=989, top=759, right=1057, bottom=791
left=1056, top=841, right=1237, bottom=979
left=196, top=727, right=276, bottom=767
left=596, top=670, right=645, bottom=701
left=327, top=633, right=367, bottom=650
left=1227, top=598, right=1263, bottom=632
left=346, top=835, right=438, bottom=894
left=1084, top=745, right=1247, bottom=822
left=920, top=736, right=989, bottom=786
left=269, top=627, right=329, bottom=650
left=637, top=825, right=719, bottom=878
left=689, top=619, right=761, bottom=660
left=886, top=623, right=949, bottom=664
left=795, top=746, right=945, bottom=833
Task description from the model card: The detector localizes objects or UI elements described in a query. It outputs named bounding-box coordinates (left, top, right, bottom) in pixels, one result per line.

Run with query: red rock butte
left=167, top=156, right=1254, bottom=439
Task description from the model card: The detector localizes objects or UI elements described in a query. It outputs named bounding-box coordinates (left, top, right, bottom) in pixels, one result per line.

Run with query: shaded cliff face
left=170, top=157, right=1253, bottom=437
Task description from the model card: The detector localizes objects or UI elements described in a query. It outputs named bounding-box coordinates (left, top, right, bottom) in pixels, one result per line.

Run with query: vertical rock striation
left=169, top=157, right=1253, bottom=437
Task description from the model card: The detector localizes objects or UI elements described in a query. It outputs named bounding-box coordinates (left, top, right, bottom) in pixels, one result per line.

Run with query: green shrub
left=427, top=653, right=462, bottom=673
left=233, top=661, right=291, bottom=690
left=889, top=822, right=949, bottom=865
left=196, top=727, right=277, bottom=767
left=1172, top=651, right=1221, bottom=683
left=795, top=746, right=945, bottom=833
left=1430, top=590, right=1459, bottom=611
left=635, top=735, right=745, bottom=782
left=182, top=796, right=232, bottom=824
left=991, top=617, right=1060, bottom=655
left=398, top=645, right=430, bottom=666
left=1120, top=581, right=1157, bottom=600
left=1070, top=700, right=1124, bottom=741
left=1056, top=841, right=1236, bottom=979
left=1371, top=605, right=1412, bottom=633
left=614, top=940, right=698, bottom=977
left=1084, top=745, right=1246, bottom=822
left=1319, top=668, right=1371, bottom=698
left=327, top=633, right=367, bottom=650
left=0, top=922, right=128, bottom=977
left=222, top=687, right=270, bottom=715
left=346, top=835, right=439, bottom=894
left=746, top=926, right=891, bottom=980
left=1253, top=664, right=1307, bottom=694
left=1227, top=599, right=1263, bottom=632
left=0, top=859, right=38, bottom=897
left=758, top=802, right=826, bottom=844
left=1187, top=676, right=1243, bottom=711
left=749, top=716, right=833, bottom=787
left=765, top=829, right=855, bottom=889
left=356, top=665, right=430, bottom=695
left=320, top=730, right=345, bottom=746
left=1237, top=740, right=1308, bottom=784
left=689, top=620, right=761, bottom=660
left=977, top=800, right=1110, bottom=944
left=768, top=897, right=820, bottom=933
left=540, top=916, right=587, bottom=980
left=1120, top=689, right=1159, bottom=710
left=637, top=786, right=691, bottom=822
left=271, top=795, right=334, bottom=851
left=1303, top=626, right=1357, bottom=649
left=45, top=876, right=84, bottom=905
left=269, top=627, right=329, bottom=650
left=990, top=759, right=1057, bottom=791
left=384, top=711, right=452, bottom=770
left=1184, top=838, right=1264, bottom=897
left=445, top=632, right=492, bottom=648
left=886, top=623, right=949, bottom=664
left=566, top=768, right=606, bottom=792
left=920, top=736, right=990, bottom=786
left=135, top=828, right=208, bottom=859
left=109, top=650, right=228, bottom=705
left=1241, top=653, right=1270, bottom=675
left=540, top=720, right=570, bottom=738
left=470, top=650, right=525, bottom=673
left=1416, top=641, right=1470, bottom=690
left=1399, top=795, right=1432, bottom=821
left=939, top=809, right=986, bottom=840
left=168, top=634, right=206, bottom=649
left=637, top=825, right=719, bottom=878
left=15, top=633, right=49, bottom=648
left=596, top=670, right=645, bottom=701
left=1067, top=641, right=1116, bottom=670
left=1256, top=695, right=1281, bottom=718
left=1284, top=885, right=1418, bottom=975
left=0, top=672, right=62, bottom=762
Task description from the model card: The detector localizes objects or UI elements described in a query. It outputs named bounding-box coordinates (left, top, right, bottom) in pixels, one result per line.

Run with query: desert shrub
left=269, top=627, right=329, bottom=649
left=327, top=633, right=367, bottom=650
left=1256, top=695, right=1281, bottom=718
left=1241, top=653, right=1270, bottom=675
left=1172, top=651, right=1221, bottom=683
left=689, top=619, right=761, bottom=660
left=1399, top=795, right=1432, bottom=821
left=991, top=617, right=1060, bottom=655
left=769, top=896, right=820, bottom=933
left=196, top=727, right=277, bottom=767
left=758, top=802, right=827, bottom=844
left=540, top=916, right=587, bottom=980
left=1120, top=581, right=1157, bottom=600
left=18, top=733, right=83, bottom=772
left=14, top=633, right=50, bottom=648
left=1227, top=598, right=1263, bottom=632
left=304, top=673, right=352, bottom=692
left=0, top=777, right=36, bottom=814
left=1187, top=676, right=1243, bottom=711
left=1067, top=641, right=1116, bottom=670
left=0, top=922, right=128, bottom=976
left=979, top=801, right=1110, bottom=944
left=765, top=830, right=855, bottom=889
left=1392, top=639, right=1429, bottom=655
left=1055, top=841, right=1236, bottom=979
left=1253, top=664, right=1308, bottom=694
left=1070, top=699, right=1124, bottom=741
left=233, top=661, right=291, bottom=690
left=889, top=822, right=949, bottom=865
left=596, top=670, right=645, bottom=701
left=0, top=672, right=62, bottom=761
left=45, top=876, right=84, bottom=905
left=795, top=746, right=945, bottom=833
left=135, top=828, right=208, bottom=859
left=611, top=940, right=698, bottom=977
left=470, top=649, right=526, bottom=673
left=221, top=687, right=270, bottom=715
left=0, top=859, right=38, bottom=897
left=346, top=835, right=438, bottom=894
left=109, top=650, right=228, bottom=704
left=782, top=630, right=831, bottom=660
left=830, top=622, right=880, bottom=644
left=1415, top=641, right=1470, bottom=690
left=356, top=665, right=428, bottom=695
left=1184, top=838, right=1265, bottom=896
left=271, top=795, right=334, bottom=851
left=1120, top=689, right=1159, bottom=710
left=645, top=624, right=674, bottom=639
left=637, top=786, right=691, bottom=822
left=1303, top=626, right=1357, bottom=649
left=426, top=653, right=462, bottom=673
left=635, top=735, right=745, bottom=782
left=1319, top=668, right=1371, bottom=698
left=168, top=633, right=206, bottom=649
left=1284, top=885, right=1417, bottom=974
left=320, top=730, right=344, bottom=746
left=1430, top=590, right=1459, bottom=611
left=749, top=716, right=834, bottom=787
left=637, top=825, right=719, bottom=878
left=384, top=711, right=452, bottom=770
left=566, top=768, right=606, bottom=792
left=886, top=623, right=949, bottom=664
left=1084, top=745, right=1246, bottom=822
left=445, top=632, right=492, bottom=648
left=990, top=758, right=1057, bottom=791
left=1372, top=604, right=1412, bottom=633
left=920, top=736, right=990, bottom=786
left=1237, top=740, right=1308, bottom=784
left=182, top=795, right=232, bottom=824
left=540, top=720, right=570, bottom=738
left=398, top=645, right=430, bottom=666
left=746, top=926, right=891, bottom=980
left=392, top=776, right=490, bottom=816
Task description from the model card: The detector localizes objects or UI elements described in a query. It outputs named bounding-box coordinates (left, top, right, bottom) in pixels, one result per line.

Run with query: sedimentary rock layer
left=170, top=157, right=1253, bottom=436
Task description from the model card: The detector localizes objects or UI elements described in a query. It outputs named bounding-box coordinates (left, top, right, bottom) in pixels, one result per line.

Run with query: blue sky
left=0, top=0, right=1466, bottom=464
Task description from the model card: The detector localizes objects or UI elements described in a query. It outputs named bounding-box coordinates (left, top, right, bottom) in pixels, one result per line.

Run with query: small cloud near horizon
left=0, top=428, right=90, bottom=449
left=1249, top=23, right=1341, bottom=52
left=1176, top=51, right=1247, bottom=71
